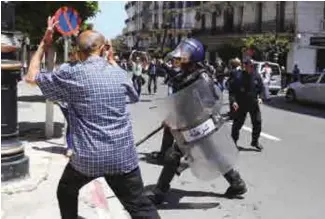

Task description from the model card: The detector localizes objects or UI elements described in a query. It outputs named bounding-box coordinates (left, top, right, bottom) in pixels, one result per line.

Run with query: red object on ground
left=91, top=180, right=109, bottom=210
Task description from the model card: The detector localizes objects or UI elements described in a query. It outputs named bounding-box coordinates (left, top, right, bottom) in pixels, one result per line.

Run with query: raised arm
left=25, top=16, right=57, bottom=84
left=129, top=50, right=136, bottom=62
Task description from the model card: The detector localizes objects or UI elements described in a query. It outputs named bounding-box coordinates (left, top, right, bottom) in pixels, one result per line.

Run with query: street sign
left=54, top=7, right=81, bottom=36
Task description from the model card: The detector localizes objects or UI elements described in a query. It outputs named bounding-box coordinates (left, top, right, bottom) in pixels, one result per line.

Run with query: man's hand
left=42, top=16, right=58, bottom=46
left=161, top=120, right=168, bottom=127
left=232, top=102, right=239, bottom=111
left=258, top=98, right=263, bottom=104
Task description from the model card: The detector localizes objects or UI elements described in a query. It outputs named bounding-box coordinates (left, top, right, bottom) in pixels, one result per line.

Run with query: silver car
left=286, top=73, right=325, bottom=105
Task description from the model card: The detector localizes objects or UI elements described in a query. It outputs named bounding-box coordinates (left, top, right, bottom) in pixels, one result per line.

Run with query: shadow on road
left=18, top=95, right=46, bottom=103
left=32, top=145, right=66, bottom=155
left=138, top=152, right=164, bottom=166
left=139, top=99, right=152, bottom=103
left=19, top=122, right=64, bottom=142
left=144, top=185, right=221, bottom=210
left=264, top=96, right=325, bottom=119
left=237, top=145, right=261, bottom=153
left=126, top=99, right=152, bottom=104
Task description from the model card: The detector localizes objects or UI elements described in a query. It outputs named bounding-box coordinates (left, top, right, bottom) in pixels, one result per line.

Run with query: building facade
left=287, top=1, right=325, bottom=74
left=124, top=1, right=200, bottom=52
left=124, top=1, right=325, bottom=73
left=193, top=1, right=325, bottom=74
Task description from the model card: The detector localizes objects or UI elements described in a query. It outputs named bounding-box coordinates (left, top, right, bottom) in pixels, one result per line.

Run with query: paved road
left=131, top=78, right=325, bottom=219
left=2, top=78, right=325, bottom=219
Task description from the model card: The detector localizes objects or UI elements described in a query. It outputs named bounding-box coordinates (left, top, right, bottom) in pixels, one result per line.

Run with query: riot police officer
left=146, top=38, right=247, bottom=205
left=229, top=59, right=264, bottom=151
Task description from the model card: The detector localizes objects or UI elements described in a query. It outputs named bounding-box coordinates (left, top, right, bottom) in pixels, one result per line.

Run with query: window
left=201, top=14, right=206, bottom=30
left=211, top=12, right=217, bottom=29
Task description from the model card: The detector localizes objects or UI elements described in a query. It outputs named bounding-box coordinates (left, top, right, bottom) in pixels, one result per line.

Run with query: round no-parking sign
left=54, top=7, right=81, bottom=36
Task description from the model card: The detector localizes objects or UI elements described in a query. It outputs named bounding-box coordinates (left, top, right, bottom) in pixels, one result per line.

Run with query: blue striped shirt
left=36, top=56, right=139, bottom=177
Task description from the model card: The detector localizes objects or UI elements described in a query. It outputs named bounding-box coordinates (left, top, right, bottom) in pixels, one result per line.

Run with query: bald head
left=77, top=30, right=105, bottom=55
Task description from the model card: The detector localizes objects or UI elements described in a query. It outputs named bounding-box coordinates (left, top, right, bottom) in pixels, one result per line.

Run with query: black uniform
left=228, top=69, right=264, bottom=147
left=146, top=67, right=247, bottom=205
left=150, top=64, right=181, bottom=161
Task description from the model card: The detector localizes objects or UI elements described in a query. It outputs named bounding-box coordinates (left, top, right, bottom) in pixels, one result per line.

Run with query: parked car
left=253, top=61, right=282, bottom=95
left=285, top=73, right=325, bottom=105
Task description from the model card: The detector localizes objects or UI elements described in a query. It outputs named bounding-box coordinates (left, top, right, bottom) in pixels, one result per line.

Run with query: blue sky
left=88, top=1, right=127, bottom=39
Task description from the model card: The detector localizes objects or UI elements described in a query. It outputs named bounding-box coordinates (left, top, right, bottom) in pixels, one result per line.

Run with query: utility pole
left=45, top=47, right=56, bottom=138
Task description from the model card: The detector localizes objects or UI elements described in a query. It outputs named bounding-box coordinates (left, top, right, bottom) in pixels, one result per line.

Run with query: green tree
left=242, top=34, right=291, bottom=65
left=111, top=35, right=128, bottom=54
left=15, top=1, right=99, bottom=44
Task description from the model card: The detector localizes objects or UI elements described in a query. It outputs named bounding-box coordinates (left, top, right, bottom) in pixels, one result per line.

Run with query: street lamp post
left=1, top=1, right=29, bottom=182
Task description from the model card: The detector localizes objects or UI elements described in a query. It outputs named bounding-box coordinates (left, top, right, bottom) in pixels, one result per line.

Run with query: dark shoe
left=224, top=169, right=247, bottom=198
left=145, top=187, right=168, bottom=205
left=224, top=180, right=247, bottom=197
left=251, top=141, right=263, bottom=151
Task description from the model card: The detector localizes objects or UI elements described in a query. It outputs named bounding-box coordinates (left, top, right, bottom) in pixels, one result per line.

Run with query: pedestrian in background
left=292, top=64, right=301, bottom=82
left=227, top=58, right=242, bottom=119
left=261, top=62, right=272, bottom=101
left=129, top=50, right=148, bottom=96
left=147, top=58, right=157, bottom=95
left=25, top=17, right=160, bottom=219
left=229, top=59, right=264, bottom=151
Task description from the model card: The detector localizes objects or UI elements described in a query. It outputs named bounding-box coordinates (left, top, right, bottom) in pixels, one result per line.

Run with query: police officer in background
left=146, top=38, right=247, bottom=205
left=226, top=58, right=242, bottom=119
left=229, top=58, right=264, bottom=151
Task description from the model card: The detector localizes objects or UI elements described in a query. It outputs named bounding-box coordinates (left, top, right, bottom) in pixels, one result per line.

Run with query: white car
left=285, top=73, right=325, bottom=105
left=253, top=61, right=282, bottom=95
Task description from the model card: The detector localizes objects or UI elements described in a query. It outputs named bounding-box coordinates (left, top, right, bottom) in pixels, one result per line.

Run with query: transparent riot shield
left=156, top=77, right=238, bottom=180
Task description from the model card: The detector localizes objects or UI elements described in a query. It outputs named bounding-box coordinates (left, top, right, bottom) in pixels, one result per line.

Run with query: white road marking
left=241, top=125, right=281, bottom=142
left=228, top=122, right=281, bottom=142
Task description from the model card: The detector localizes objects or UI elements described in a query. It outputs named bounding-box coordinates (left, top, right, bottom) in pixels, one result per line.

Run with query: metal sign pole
left=64, top=36, right=69, bottom=62
left=62, top=36, right=69, bottom=146
left=45, top=47, right=56, bottom=138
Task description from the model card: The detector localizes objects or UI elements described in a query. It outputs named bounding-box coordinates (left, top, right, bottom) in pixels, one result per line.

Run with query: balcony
left=154, top=2, right=159, bottom=10
left=177, top=1, right=183, bottom=9
left=192, top=20, right=295, bottom=37
left=124, top=18, right=130, bottom=24
left=185, top=1, right=201, bottom=8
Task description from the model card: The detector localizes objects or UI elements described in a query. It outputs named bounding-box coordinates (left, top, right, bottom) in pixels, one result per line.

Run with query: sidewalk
left=1, top=81, right=130, bottom=219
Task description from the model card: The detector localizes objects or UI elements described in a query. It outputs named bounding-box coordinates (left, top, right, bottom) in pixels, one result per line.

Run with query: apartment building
left=124, top=1, right=325, bottom=73
left=193, top=1, right=325, bottom=74
left=124, top=1, right=199, bottom=52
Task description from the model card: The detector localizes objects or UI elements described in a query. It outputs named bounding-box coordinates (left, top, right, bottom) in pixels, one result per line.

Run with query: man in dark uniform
left=150, top=58, right=182, bottom=162
left=226, top=58, right=242, bottom=119
left=146, top=38, right=247, bottom=205
left=229, top=59, right=264, bottom=151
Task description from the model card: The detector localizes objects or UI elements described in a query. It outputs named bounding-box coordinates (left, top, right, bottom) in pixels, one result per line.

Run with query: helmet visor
left=166, top=41, right=195, bottom=64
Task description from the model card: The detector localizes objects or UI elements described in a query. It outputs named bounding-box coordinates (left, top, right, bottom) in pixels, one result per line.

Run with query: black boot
left=146, top=149, right=180, bottom=205
left=146, top=165, right=177, bottom=205
left=251, top=140, right=263, bottom=151
left=223, top=169, right=247, bottom=198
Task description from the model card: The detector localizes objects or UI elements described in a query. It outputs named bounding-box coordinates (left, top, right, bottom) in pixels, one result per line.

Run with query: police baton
left=135, top=124, right=164, bottom=147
